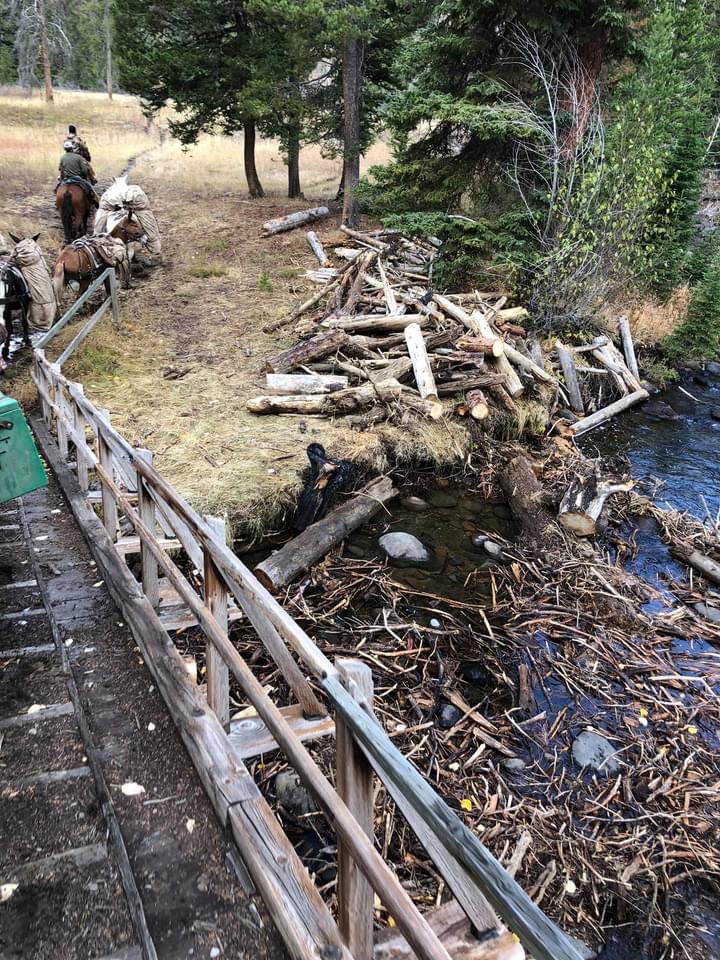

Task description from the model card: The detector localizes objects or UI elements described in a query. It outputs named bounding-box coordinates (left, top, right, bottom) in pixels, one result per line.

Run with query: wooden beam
left=136, top=449, right=159, bottom=609
left=97, top=408, right=118, bottom=542
left=617, top=316, right=639, bottom=381
left=205, top=515, right=230, bottom=729
left=555, top=342, right=584, bottom=414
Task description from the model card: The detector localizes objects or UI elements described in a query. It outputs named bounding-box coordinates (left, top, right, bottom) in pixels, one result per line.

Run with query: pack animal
left=55, top=182, right=93, bottom=243
left=0, top=233, right=35, bottom=370
left=52, top=213, right=145, bottom=302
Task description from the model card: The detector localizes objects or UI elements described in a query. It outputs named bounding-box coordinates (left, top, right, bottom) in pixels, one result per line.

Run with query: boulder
left=706, top=361, right=720, bottom=376
left=644, top=400, right=680, bottom=421
left=400, top=495, right=428, bottom=512
left=571, top=731, right=621, bottom=776
left=379, top=531, right=430, bottom=565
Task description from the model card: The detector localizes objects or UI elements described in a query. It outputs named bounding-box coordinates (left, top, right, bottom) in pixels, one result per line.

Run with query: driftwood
left=405, top=322, right=438, bottom=401
left=325, top=314, right=429, bottom=332
left=498, top=455, right=558, bottom=546
left=255, top=477, right=397, bottom=590
left=307, top=231, right=331, bottom=267
left=569, top=389, right=649, bottom=436
left=265, top=374, right=348, bottom=395
left=555, top=341, right=585, bottom=413
left=247, top=380, right=403, bottom=415
left=590, top=340, right=642, bottom=394
left=263, top=206, right=330, bottom=235
left=456, top=335, right=505, bottom=358
left=558, top=472, right=633, bottom=536
left=670, top=544, right=720, bottom=587
left=470, top=310, right=524, bottom=399
left=265, top=329, right=348, bottom=373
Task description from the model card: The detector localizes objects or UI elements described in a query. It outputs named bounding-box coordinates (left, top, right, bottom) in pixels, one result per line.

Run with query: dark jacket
left=59, top=152, right=90, bottom=180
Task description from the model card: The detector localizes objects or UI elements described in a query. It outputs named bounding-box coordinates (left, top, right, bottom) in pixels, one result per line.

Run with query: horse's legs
left=1, top=306, right=10, bottom=361
left=21, top=300, right=31, bottom=347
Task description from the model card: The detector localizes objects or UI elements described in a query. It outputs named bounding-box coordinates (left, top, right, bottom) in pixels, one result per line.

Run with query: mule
left=0, top=244, right=33, bottom=369
left=52, top=214, right=145, bottom=303
left=55, top=182, right=93, bottom=243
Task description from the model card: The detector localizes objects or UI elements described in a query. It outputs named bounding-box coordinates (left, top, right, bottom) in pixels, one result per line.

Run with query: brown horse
left=55, top=182, right=93, bottom=243
left=52, top=214, right=146, bottom=303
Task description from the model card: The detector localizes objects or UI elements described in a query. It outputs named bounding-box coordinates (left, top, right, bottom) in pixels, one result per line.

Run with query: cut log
left=437, top=374, right=506, bottom=396
left=669, top=544, right=720, bottom=587
left=324, top=314, right=428, bottom=332
left=555, top=341, right=584, bottom=414
left=265, top=374, right=348, bottom=395
left=502, top=343, right=556, bottom=386
left=367, top=356, right=412, bottom=385
left=590, top=340, right=641, bottom=394
left=470, top=310, right=524, bottom=398
left=339, top=225, right=389, bottom=251
left=432, top=293, right=480, bottom=333
left=569, top=389, right=649, bottom=436
left=247, top=379, right=403, bottom=416
left=340, top=251, right=378, bottom=315
left=255, top=477, right=397, bottom=590
left=377, top=257, right=398, bottom=314
left=263, top=206, right=330, bottom=235
left=496, top=307, right=529, bottom=323
left=405, top=322, right=438, bottom=401
left=498, top=455, right=559, bottom=546
left=558, top=472, right=633, bottom=537
left=528, top=339, right=544, bottom=368
left=456, top=335, right=505, bottom=358
left=307, top=231, right=331, bottom=267
left=265, top=328, right=348, bottom=374
left=501, top=323, right=527, bottom=338
left=466, top=390, right=490, bottom=421
left=334, top=247, right=363, bottom=260
left=399, top=390, right=445, bottom=420
left=618, top=316, right=640, bottom=381
left=486, top=384, right=517, bottom=413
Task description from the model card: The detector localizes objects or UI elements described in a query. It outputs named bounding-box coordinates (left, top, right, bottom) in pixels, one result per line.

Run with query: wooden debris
left=265, top=329, right=347, bottom=374
left=405, top=322, right=439, bottom=402
left=263, top=206, right=330, bottom=235
left=555, top=341, right=584, bottom=414
left=265, top=374, right=348, bottom=395
left=456, top=335, right=505, bottom=358
left=617, top=316, right=640, bottom=381
left=465, top=389, right=490, bottom=421
left=558, top=471, right=633, bottom=536
left=569, top=389, right=649, bottom=436
left=669, top=543, right=720, bottom=586
left=307, top=231, right=331, bottom=267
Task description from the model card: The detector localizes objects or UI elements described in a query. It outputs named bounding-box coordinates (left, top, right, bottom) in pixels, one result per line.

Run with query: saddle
left=0, top=261, right=29, bottom=304
left=55, top=177, right=97, bottom=203
left=68, top=237, right=115, bottom=274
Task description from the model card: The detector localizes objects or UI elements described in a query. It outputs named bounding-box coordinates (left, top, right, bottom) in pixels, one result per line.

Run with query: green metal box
left=0, top=392, right=48, bottom=504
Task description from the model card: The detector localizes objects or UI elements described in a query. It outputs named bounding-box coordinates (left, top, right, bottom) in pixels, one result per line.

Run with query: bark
left=498, top=455, right=559, bottom=546
left=38, top=0, right=53, bottom=103
left=456, top=334, right=505, bottom=358
left=263, top=207, right=330, bottom=235
left=342, top=35, right=363, bottom=228
left=264, top=328, right=348, bottom=374
left=104, top=0, right=113, bottom=100
left=287, top=128, right=302, bottom=199
left=243, top=122, right=265, bottom=198
left=307, top=231, right=330, bottom=267
left=255, top=477, right=397, bottom=591
left=465, top=390, right=489, bottom=421
left=569, top=389, right=649, bottom=436
left=265, top=374, right=348, bottom=395
left=558, top=472, right=633, bottom=537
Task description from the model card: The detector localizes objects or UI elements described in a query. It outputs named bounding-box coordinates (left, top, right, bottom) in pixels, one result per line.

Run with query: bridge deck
left=0, top=477, right=285, bottom=960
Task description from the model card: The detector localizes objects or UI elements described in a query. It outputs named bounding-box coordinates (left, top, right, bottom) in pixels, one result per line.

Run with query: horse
left=55, top=182, right=94, bottom=243
left=52, top=213, right=146, bottom=303
left=0, top=239, right=34, bottom=370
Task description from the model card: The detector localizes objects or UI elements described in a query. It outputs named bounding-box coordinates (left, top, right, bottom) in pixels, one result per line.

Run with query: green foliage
left=642, top=358, right=679, bottom=385
left=665, top=247, right=720, bottom=360
left=187, top=261, right=227, bottom=279
left=257, top=271, right=274, bottom=292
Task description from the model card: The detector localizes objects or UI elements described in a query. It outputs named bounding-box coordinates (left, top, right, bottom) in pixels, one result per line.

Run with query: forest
left=3, top=0, right=720, bottom=361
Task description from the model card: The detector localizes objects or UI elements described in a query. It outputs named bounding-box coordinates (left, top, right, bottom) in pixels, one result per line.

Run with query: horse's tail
left=61, top=189, right=74, bottom=243
left=52, top=258, right=65, bottom=304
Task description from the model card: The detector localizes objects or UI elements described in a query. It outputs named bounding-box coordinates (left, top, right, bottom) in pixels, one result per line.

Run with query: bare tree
left=342, top=32, right=364, bottom=227
left=11, top=0, right=69, bottom=100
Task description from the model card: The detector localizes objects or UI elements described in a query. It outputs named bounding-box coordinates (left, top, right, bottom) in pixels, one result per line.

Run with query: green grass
left=257, top=271, right=274, bottom=292
left=187, top=262, right=228, bottom=279
left=204, top=237, right=228, bottom=253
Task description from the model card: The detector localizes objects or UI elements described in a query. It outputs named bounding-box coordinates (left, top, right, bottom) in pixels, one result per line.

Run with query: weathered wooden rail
left=31, top=325, right=587, bottom=960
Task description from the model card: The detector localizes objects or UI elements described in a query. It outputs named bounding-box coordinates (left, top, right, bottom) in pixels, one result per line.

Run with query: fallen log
left=405, top=322, right=439, bottom=401
left=590, top=340, right=640, bottom=395
left=618, top=316, right=640, bottom=381
left=486, top=384, right=517, bottom=413
left=498, top=455, right=559, bottom=546
left=263, top=256, right=360, bottom=334
left=255, top=476, right=398, bottom=590
left=496, top=307, right=529, bottom=323
left=465, top=389, right=490, bottom=421
left=377, top=257, right=399, bottom=313
left=555, top=341, right=585, bottom=413
left=339, top=225, right=390, bottom=251
left=456, top=334, right=505, bottom=358
left=558, top=472, right=633, bottom=536
left=436, top=374, right=506, bottom=396
left=266, top=374, right=348, bottom=395
left=367, top=356, right=412, bottom=384
left=265, top=328, right=348, bottom=373
left=247, top=379, right=403, bottom=415
left=324, top=314, right=428, bottom=332
left=501, top=323, right=527, bottom=338
left=340, top=250, right=378, bottom=315
left=669, top=544, right=720, bottom=587
left=263, top=206, right=330, bottom=235
left=569, top=389, right=649, bottom=436
left=470, top=310, right=524, bottom=399
left=502, top=343, right=556, bottom=386
left=307, top=231, right=331, bottom=267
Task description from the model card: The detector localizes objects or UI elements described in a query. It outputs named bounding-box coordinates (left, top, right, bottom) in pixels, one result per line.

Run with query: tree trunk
left=558, top=472, right=633, bottom=537
left=38, top=0, right=53, bottom=104
left=104, top=0, right=113, bottom=100
left=498, top=455, right=559, bottom=547
left=287, top=128, right=302, bottom=199
left=342, top=35, right=363, bottom=228
left=243, top=121, right=265, bottom=198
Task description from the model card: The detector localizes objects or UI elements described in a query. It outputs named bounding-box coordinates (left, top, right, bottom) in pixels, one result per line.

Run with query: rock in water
left=644, top=400, right=680, bottom=421
left=275, top=770, right=316, bottom=816
left=471, top=534, right=505, bottom=560
left=427, top=489, right=458, bottom=509
left=571, top=731, right=621, bottom=776
left=436, top=703, right=462, bottom=729
left=400, top=495, right=428, bottom=512
left=711, top=408, right=720, bottom=421
left=459, top=661, right=490, bottom=686
left=379, top=532, right=430, bottom=565
left=707, top=361, right=720, bottom=376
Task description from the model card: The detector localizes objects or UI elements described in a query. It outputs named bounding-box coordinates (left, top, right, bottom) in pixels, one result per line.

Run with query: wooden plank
left=5, top=842, right=107, bottom=880
left=56, top=297, right=112, bottom=368
left=229, top=703, right=334, bottom=760
left=136, top=449, right=159, bottom=609
left=2, top=766, right=91, bottom=790
left=323, top=677, right=585, bottom=960
left=114, top=535, right=180, bottom=557
left=337, top=660, right=375, bottom=960
left=32, top=414, right=349, bottom=960
left=73, top=386, right=90, bottom=492
left=51, top=364, right=69, bottom=459
left=0, top=702, right=74, bottom=730
left=36, top=268, right=114, bottom=348
left=0, top=644, right=56, bottom=658
left=97, top=409, right=118, bottom=542
left=205, top=515, right=230, bottom=729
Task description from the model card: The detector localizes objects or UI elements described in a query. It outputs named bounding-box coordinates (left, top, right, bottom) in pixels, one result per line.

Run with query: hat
left=63, top=140, right=74, bottom=150
left=68, top=124, right=77, bottom=134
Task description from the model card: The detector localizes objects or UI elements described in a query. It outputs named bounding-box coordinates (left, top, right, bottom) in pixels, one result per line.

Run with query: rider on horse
left=57, top=141, right=99, bottom=207
left=67, top=124, right=94, bottom=167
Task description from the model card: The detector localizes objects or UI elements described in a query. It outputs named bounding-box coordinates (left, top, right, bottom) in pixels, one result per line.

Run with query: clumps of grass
left=204, top=237, right=228, bottom=253
left=642, top=358, right=679, bottom=386
left=72, top=344, right=121, bottom=377
left=257, top=272, right=274, bottom=293
left=187, top=261, right=228, bottom=279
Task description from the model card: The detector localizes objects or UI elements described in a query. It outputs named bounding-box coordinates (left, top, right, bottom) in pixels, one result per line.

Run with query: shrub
left=664, top=248, right=720, bottom=360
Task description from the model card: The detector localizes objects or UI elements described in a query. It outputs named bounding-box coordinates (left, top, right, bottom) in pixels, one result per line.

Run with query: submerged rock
left=707, top=361, right=720, bottom=376
left=571, top=731, right=621, bottom=776
left=400, top=495, right=428, bottom=512
left=471, top=534, right=506, bottom=561
left=502, top=757, right=527, bottom=772
left=436, top=703, right=462, bottom=729
left=644, top=400, right=680, bottom=421
left=275, top=770, right=316, bottom=815
left=427, top=490, right=458, bottom=509
left=711, top=408, right=720, bottom=421
left=379, top=531, right=430, bottom=565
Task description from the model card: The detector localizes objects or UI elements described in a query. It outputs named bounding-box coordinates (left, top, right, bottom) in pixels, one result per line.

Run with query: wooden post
left=404, top=322, right=439, bottom=401
left=204, top=515, right=230, bottom=729
left=135, top=448, right=159, bottom=608
left=336, top=659, right=374, bottom=960
left=555, top=341, right=585, bottom=414
left=50, top=363, right=69, bottom=459
left=73, top=385, right=90, bottom=492
left=109, top=270, right=120, bottom=328
left=617, top=316, right=639, bottom=381
left=97, top=410, right=118, bottom=542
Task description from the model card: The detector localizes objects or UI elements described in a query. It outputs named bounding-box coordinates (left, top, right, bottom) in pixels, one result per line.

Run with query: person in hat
left=57, top=141, right=99, bottom=206
left=67, top=124, right=92, bottom=163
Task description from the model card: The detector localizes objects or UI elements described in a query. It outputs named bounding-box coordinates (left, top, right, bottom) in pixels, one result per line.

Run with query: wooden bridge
left=20, top=277, right=589, bottom=960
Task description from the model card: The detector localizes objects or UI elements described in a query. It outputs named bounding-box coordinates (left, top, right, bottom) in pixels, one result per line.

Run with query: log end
left=558, top=512, right=597, bottom=537
left=492, top=340, right=505, bottom=358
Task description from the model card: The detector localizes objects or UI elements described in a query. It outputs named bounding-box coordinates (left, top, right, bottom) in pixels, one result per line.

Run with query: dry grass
left=603, top=285, right=691, bottom=347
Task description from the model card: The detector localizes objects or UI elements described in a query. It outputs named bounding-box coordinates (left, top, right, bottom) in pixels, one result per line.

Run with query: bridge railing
left=31, top=343, right=586, bottom=960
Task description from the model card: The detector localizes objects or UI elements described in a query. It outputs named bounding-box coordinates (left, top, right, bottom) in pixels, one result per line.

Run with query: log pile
left=254, top=228, right=554, bottom=427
